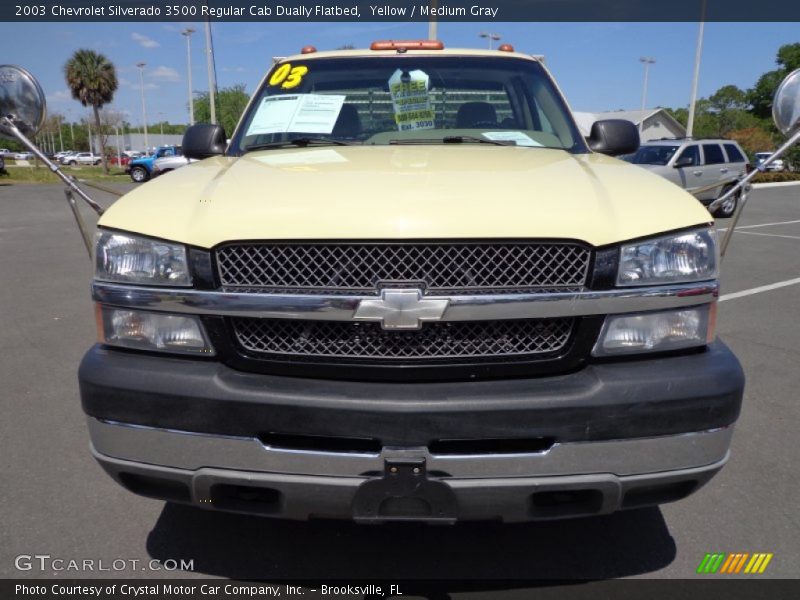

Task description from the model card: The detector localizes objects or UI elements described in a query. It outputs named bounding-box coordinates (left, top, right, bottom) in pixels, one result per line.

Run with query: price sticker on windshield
left=269, top=63, right=308, bottom=89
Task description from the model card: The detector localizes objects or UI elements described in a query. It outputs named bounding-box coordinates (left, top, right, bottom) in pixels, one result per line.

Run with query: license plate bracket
left=352, top=454, right=457, bottom=523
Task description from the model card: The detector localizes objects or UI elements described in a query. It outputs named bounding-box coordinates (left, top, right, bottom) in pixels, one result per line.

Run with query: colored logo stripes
left=697, top=553, right=773, bottom=574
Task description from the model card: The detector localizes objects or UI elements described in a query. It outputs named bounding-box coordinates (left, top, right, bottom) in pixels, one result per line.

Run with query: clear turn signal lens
left=592, top=305, right=712, bottom=357
left=97, top=305, right=214, bottom=356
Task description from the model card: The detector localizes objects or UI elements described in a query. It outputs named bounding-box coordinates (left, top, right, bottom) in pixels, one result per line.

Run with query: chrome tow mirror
left=0, top=64, right=105, bottom=258
left=0, top=65, right=46, bottom=139
left=773, top=68, right=800, bottom=136
left=708, top=68, right=800, bottom=258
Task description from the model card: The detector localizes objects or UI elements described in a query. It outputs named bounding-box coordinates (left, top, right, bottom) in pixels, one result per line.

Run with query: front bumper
left=91, top=423, right=729, bottom=523
left=80, top=341, right=743, bottom=445
left=80, top=341, right=743, bottom=521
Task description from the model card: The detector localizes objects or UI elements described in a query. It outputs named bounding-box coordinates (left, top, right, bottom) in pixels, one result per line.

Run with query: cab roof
left=279, top=47, right=543, bottom=63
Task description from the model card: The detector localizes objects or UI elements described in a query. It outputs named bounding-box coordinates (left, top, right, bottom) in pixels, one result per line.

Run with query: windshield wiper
left=389, top=135, right=514, bottom=147
left=244, top=137, right=357, bottom=152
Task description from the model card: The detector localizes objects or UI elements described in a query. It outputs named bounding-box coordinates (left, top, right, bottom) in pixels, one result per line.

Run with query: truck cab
left=80, top=42, right=743, bottom=523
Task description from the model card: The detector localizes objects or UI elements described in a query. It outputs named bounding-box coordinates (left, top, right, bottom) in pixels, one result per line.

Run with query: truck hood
left=100, top=145, right=712, bottom=248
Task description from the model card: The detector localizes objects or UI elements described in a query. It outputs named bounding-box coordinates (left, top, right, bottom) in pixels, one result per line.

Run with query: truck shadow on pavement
left=146, top=503, right=675, bottom=583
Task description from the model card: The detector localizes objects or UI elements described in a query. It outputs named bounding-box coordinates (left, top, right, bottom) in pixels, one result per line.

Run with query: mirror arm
left=709, top=127, right=800, bottom=257
left=64, top=188, right=93, bottom=256
left=0, top=115, right=105, bottom=216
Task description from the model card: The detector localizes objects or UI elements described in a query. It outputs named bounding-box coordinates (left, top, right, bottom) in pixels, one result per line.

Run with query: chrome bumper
left=88, top=418, right=733, bottom=479
left=89, top=419, right=732, bottom=522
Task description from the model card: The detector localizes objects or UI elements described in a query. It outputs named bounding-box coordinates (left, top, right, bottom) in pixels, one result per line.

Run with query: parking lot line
left=718, top=218, right=800, bottom=232
left=734, top=231, right=800, bottom=240
left=720, top=276, right=800, bottom=302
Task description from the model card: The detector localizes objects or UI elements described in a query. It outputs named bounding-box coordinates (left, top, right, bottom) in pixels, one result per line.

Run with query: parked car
left=109, top=154, right=131, bottom=167
left=64, top=152, right=102, bottom=166
left=54, top=150, right=76, bottom=162
left=13, top=151, right=34, bottom=160
left=126, top=145, right=183, bottom=182
left=754, top=152, right=785, bottom=172
left=82, top=42, right=743, bottom=523
left=0, top=148, right=14, bottom=158
left=626, top=138, right=750, bottom=217
left=151, top=154, right=194, bottom=176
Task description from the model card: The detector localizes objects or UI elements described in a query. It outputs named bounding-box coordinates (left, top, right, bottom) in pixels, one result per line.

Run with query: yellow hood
left=99, top=145, right=712, bottom=249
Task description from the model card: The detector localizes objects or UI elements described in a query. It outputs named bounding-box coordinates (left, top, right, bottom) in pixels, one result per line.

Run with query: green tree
left=707, top=86, right=758, bottom=137
left=666, top=99, right=721, bottom=138
left=667, top=86, right=759, bottom=139
left=64, top=49, right=118, bottom=173
left=749, top=43, right=800, bottom=119
left=709, top=85, right=748, bottom=113
left=194, top=84, right=249, bottom=139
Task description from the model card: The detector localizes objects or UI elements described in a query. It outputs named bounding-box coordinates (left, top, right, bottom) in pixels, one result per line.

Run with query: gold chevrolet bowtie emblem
left=353, top=289, right=450, bottom=330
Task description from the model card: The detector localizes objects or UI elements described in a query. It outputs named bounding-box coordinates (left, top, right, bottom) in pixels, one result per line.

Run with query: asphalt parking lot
left=1, top=180, right=799, bottom=589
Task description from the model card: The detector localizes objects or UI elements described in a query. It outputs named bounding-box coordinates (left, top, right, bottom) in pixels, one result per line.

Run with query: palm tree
left=64, top=49, right=118, bottom=174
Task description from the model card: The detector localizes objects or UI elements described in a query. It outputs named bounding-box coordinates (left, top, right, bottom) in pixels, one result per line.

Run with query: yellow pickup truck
left=80, top=42, right=743, bottom=523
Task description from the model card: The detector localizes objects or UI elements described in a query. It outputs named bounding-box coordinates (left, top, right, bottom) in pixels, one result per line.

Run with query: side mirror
left=0, top=64, right=47, bottom=139
left=674, top=155, right=694, bottom=168
left=182, top=123, right=227, bottom=160
left=0, top=64, right=105, bottom=259
left=587, top=119, right=640, bottom=156
left=773, top=68, right=800, bottom=136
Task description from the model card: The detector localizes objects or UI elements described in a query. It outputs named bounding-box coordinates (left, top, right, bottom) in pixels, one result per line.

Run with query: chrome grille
left=216, top=243, right=590, bottom=294
left=232, top=318, right=574, bottom=360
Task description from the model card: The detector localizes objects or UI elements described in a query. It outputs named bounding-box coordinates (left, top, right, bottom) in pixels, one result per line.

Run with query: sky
left=1, top=21, right=798, bottom=126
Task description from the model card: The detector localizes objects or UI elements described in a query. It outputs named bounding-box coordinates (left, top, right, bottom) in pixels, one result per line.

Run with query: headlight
left=96, top=306, right=214, bottom=355
left=95, top=230, right=191, bottom=286
left=617, top=228, right=718, bottom=286
left=592, top=305, right=714, bottom=357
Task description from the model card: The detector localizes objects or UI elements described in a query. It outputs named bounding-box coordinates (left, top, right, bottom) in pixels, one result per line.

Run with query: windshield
left=230, top=56, right=586, bottom=154
left=629, top=145, right=680, bottom=166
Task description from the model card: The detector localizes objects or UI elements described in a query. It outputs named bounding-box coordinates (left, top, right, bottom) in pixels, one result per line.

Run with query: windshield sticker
left=482, top=131, right=543, bottom=147
left=388, top=69, right=435, bottom=132
left=268, top=63, right=309, bottom=89
left=246, top=94, right=346, bottom=136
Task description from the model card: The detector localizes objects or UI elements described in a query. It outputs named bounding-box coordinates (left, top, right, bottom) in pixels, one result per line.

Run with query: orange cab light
left=301, top=45, right=317, bottom=54
left=370, top=40, right=445, bottom=51
left=498, top=44, right=515, bottom=53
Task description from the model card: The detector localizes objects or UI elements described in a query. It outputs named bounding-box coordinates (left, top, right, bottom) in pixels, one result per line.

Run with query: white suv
left=627, top=138, right=750, bottom=218
left=754, top=152, right=785, bottom=172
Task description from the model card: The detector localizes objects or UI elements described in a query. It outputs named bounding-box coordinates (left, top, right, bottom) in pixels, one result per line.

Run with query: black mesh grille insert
left=232, top=318, right=574, bottom=360
left=216, top=243, right=590, bottom=294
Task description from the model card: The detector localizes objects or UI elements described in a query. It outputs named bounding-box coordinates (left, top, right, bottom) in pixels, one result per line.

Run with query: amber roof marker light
left=498, top=44, right=515, bottom=53
left=300, top=46, right=317, bottom=54
left=370, top=40, right=445, bottom=51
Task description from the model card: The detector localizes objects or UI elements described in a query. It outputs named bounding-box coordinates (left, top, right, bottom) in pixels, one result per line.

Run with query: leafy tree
left=708, top=85, right=748, bottom=113
left=64, top=49, right=118, bottom=173
left=727, top=127, right=775, bottom=158
left=194, top=84, right=249, bottom=139
left=667, top=86, right=759, bottom=139
left=665, top=99, right=723, bottom=138
left=749, top=43, right=800, bottom=119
